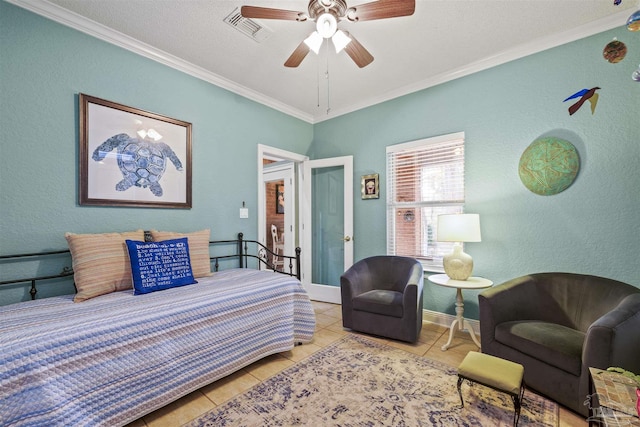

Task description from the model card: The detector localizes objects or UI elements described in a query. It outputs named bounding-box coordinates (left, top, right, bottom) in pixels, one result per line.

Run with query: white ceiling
left=9, top=0, right=637, bottom=123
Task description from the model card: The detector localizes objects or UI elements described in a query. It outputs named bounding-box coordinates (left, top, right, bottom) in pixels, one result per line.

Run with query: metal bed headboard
left=0, top=232, right=301, bottom=301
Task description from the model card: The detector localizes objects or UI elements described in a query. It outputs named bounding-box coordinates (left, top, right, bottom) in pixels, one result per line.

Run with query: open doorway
left=263, top=160, right=294, bottom=271
left=257, top=145, right=307, bottom=275
left=257, top=144, right=353, bottom=303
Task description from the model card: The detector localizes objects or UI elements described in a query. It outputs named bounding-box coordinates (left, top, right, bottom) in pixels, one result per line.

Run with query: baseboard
left=422, top=309, right=480, bottom=338
left=310, top=296, right=480, bottom=339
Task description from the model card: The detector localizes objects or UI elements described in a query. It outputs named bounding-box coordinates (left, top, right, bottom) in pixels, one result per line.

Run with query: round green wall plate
left=518, top=137, right=580, bottom=196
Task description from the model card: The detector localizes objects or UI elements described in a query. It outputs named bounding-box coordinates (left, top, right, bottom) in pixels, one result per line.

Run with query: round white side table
left=428, top=274, right=493, bottom=351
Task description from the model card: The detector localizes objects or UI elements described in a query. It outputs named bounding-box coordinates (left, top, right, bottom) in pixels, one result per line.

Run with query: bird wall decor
left=563, top=87, right=600, bottom=115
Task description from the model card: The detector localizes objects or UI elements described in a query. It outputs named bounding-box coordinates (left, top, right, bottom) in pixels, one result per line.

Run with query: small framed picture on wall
left=361, top=173, right=379, bottom=199
left=276, top=184, right=285, bottom=214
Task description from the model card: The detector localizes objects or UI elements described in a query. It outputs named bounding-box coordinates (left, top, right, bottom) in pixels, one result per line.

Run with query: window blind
left=386, top=132, right=465, bottom=271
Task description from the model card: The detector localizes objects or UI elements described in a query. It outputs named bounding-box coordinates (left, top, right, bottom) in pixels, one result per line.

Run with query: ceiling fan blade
left=347, top=0, right=415, bottom=22
left=284, top=41, right=311, bottom=68
left=241, top=6, right=306, bottom=21
left=344, top=33, right=374, bottom=68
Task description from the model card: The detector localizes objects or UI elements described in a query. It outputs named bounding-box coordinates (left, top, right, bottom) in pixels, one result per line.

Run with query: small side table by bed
left=428, top=274, right=493, bottom=351
left=588, top=367, right=640, bottom=427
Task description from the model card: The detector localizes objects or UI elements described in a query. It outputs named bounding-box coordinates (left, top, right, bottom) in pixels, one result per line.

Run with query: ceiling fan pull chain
left=325, top=39, right=331, bottom=115
left=317, top=51, right=321, bottom=108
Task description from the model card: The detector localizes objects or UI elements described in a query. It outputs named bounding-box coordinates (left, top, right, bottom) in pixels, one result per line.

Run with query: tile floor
left=127, top=301, right=588, bottom=427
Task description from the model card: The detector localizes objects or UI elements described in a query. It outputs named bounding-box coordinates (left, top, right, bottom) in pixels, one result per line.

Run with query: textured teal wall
left=2, top=2, right=639, bottom=317
left=0, top=2, right=312, bottom=303
left=0, top=1, right=313, bottom=247
left=312, top=26, right=640, bottom=318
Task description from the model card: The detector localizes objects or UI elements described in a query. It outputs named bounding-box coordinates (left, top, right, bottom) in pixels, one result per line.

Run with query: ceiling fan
left=240, top=0, right=415, bottom=68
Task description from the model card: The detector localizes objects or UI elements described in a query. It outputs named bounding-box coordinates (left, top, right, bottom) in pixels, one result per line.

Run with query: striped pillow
left=65, top=230, right=145, bottom=302
left=150, top=229, right=212, bottom=278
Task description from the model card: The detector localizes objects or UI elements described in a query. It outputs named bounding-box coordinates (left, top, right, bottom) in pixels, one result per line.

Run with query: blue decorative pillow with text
left=125, top=238, right=197, bottom=295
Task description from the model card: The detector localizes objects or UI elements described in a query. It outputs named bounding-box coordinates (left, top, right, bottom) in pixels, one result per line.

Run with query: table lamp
left=437, top=213, right=481, bottom=281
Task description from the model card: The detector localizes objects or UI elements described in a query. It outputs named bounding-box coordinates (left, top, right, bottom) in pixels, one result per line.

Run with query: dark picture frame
left=276, top=184, right=285, bottom=214
left=79, top=93, right=192, bottom=208
left=361, top=173, right=379, bottom=199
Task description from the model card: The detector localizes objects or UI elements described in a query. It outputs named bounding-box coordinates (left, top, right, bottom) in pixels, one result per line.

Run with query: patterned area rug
left=185, top=335, right=558, bottom=426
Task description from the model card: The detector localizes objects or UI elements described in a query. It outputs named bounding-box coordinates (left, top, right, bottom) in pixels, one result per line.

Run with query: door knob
left=343, top=236, right=352, bottom=242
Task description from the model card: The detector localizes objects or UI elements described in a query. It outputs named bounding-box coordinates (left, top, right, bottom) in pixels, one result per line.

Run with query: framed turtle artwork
left=79, top=94, right=192, bottom=208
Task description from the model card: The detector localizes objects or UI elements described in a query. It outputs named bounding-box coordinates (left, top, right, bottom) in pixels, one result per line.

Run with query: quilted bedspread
left=0, top=269, right=316, bottom=427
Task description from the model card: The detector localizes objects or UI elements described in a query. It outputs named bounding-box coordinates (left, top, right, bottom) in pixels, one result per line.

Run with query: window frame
left=386, top=132, right=465, bottom=272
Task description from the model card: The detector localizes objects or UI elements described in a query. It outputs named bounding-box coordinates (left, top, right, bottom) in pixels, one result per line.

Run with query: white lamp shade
left=437, top=214, right=481, bottom=242
left=304, top=31, right=323, bottom=54
left=332, top=30, right=351, bottom=53
left=438, top=213, right=481, bottom=280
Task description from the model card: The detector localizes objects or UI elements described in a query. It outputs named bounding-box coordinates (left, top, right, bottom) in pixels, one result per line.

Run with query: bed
left=0, top=232, right=315, bottom=427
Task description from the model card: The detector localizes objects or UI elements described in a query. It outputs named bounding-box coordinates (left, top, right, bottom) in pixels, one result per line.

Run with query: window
left=386, top=132, right=465, bottom=271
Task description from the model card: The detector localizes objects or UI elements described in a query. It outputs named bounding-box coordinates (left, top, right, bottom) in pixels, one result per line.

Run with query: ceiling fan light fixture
left=316, top=13, right=337, bottom=38
left=332, top=29, right=351, bottom=53
left=304, top=31, right=323, bottom=54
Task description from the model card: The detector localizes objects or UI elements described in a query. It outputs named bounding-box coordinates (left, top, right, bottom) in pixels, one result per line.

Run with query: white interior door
left=301, top=156, right=353, bottom=303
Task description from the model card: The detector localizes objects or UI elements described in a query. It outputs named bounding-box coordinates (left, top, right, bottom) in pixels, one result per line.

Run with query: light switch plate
left=239, top=208, right=249, bottom=219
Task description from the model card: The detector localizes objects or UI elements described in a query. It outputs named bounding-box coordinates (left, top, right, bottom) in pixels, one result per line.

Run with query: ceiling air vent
left=224, top=7, right=272, bottom=43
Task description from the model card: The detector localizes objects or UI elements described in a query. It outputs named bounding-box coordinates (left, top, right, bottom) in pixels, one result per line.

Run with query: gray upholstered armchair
left=479, top=273, right=640, bottom=415
left=341, top=256, right=424, bottom=343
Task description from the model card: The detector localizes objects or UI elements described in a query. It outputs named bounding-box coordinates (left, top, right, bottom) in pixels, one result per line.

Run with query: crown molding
left=8, top=0, right=632, bottom=125
left=315, top=8, right=632, bottom=123
left=6, top=0, right=315, bottom=124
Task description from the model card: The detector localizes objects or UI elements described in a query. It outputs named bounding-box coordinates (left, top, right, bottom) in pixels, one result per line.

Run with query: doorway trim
left=263, top=161, right=294, bottom=270
left=257, top=144, right=308, bottom=253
